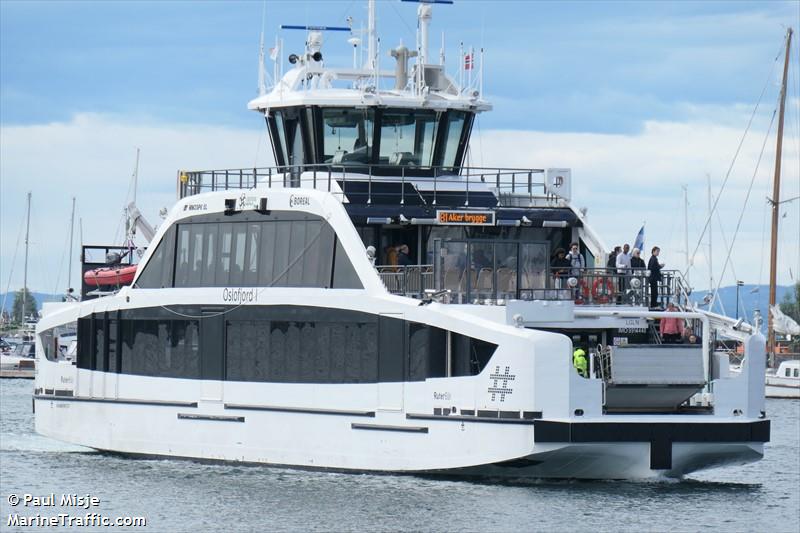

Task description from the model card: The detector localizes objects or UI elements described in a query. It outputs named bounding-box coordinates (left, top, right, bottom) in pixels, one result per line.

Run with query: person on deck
left=648, top=246, right=664, bottom=309
left=573, top=347, right=588, bottom=378
left=616, top=243, right=632, bottom=302
left=396, top=244, right=413, bottom=267
left=660, top=303, right=684, bottom=343
left=551, top=248, right=570, bottom=288
left=565, top=243, right=586, bottom=299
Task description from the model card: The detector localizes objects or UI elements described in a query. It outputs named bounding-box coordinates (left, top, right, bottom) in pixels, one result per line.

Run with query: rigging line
left=50, top=212, right=72, bottom=299
left=475, top=115, right=484, bottom=167
left=711, top=106, right=778, bottom=316
left=0, top=217, right=26, bottom=316
left=756, top=168, right=772, bottom=301
left=388, top=1, right=415, bottom=35
left=683, top=41, right=783, bottom=280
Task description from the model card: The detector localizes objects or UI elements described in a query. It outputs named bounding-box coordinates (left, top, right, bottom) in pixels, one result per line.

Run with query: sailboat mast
left=21, top=191, right=31, bottom=324
left=67, top=197, right=76, bottom=292
left=767, top=27, right=793, bottom=364
left=683, top=184, right=690, bottom=286
left=707, top=174, right=713, bottom=296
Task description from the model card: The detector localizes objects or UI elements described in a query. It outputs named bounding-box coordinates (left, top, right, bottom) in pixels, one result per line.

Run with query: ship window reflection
left=379, top=110, right=439, bottom=167
left=322, top=108, right=374, bottom=165
left=441, top=111, right=467, bottom=168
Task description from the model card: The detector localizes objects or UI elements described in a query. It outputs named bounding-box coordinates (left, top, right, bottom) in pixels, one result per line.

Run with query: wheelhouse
left=267, top=106, right=474, bottom=176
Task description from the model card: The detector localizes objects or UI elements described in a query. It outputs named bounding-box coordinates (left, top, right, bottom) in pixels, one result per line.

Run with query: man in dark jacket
left=648, top=246, right=664, bottom=308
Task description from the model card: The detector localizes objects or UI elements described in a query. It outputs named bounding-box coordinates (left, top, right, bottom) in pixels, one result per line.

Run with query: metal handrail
left=178, top=164, right=552, bottom=206
left=377, top=262, right=689, bottom=307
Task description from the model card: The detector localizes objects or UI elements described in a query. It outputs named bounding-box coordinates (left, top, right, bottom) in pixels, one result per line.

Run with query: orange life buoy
left=591, top=277, right=614, bottom=304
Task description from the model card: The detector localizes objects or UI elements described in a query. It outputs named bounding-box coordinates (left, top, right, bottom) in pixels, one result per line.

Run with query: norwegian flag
left=464, top=53, right=474, bottom=70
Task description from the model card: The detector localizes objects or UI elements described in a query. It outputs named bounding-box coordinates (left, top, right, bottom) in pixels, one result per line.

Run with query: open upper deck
left=178, top=164, right=572, bottom=207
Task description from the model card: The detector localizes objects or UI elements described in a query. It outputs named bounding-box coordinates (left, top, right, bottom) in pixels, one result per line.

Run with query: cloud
left=1, top=112, right=797, bottom=297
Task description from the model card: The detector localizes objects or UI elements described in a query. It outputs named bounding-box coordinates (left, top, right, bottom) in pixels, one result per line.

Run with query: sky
left=1, top=0, right=799, bottom=301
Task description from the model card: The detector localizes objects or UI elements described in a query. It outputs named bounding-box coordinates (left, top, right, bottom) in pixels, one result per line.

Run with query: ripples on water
left=1, top=379, right=798, bottom=532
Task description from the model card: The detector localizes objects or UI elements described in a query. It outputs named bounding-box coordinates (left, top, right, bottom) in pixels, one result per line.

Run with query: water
left=1, top=379, right=798, bottom=533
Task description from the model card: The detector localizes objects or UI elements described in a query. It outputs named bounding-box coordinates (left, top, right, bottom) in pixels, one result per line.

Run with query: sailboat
left=763, top=28, right=799, bottom=399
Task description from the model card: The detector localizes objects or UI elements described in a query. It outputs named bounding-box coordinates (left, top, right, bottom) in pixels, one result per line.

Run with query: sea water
left=1, top=379, right=798, bottom=532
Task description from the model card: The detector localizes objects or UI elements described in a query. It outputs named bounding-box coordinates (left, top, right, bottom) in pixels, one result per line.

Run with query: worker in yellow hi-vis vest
left=573, top=347, right=588, bottom=378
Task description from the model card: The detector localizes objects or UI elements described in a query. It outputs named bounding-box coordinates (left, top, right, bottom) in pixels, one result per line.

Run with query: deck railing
left=377, top=263, right=689, bottom=307
left=178, top=164, right=558, bottom=207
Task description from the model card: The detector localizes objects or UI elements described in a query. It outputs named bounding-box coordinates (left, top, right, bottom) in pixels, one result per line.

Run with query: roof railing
left=177, top=164, right=558, bottom=207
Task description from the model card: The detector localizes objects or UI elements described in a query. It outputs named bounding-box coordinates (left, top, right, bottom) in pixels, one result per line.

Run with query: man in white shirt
left=615, top=243, right=632, bottom=301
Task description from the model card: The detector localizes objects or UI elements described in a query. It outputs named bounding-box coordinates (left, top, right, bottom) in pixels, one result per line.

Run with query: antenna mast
left=768, top=27, right=793, bottom=364
left=21, top=192, right=31, bottom=325
left=68, top=196, right=76, bottom=293
left=367, top=0, right=376, bottom=71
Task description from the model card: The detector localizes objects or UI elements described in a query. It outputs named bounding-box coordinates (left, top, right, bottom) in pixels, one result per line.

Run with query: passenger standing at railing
left=385, top=245, right=398, bottom=270
left=648, top=246, right=665, bottom=309
left=660, top=303, right=684, bottom=343
left=566, top=243, right=585, bottom=300
left=551, top=248, right=570, bottom=289
left=616, top=244, right=632, bottom=302
left=397, top=244, right=413, bottom=266
left=566, top=242, right=585, bottom=276
left=630, top=248, right=646, bottom=270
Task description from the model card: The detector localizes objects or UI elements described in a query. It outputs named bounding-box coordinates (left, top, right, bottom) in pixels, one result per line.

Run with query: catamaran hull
left=33, top=392, right=767, bottom=480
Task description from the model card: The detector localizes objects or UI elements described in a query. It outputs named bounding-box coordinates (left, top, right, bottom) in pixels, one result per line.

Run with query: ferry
left=33, top=1, right=770, bottom=479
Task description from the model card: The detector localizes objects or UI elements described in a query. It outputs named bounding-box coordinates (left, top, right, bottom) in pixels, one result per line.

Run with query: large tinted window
left=321, top=108, right=375, bottom=164
left=135, top=226, right=176, bottom=289
left=378, top=109, right=440, bottom=167
left=120, top=319, right=200, bottom=379
left=226, top=319, right=378, bottom=383
left=441, top=111, right=468, bottom=168
left=164, top=212, right=359, bottom=289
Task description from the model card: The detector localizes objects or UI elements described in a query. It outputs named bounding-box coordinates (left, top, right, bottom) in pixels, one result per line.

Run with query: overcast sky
left=1, top=0, right=799, bottom=298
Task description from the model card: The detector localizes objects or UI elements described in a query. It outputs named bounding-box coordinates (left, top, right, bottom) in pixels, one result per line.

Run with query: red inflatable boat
left=83, top=265, right=138, bottom=287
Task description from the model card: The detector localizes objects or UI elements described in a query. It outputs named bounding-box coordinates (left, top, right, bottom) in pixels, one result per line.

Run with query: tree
left=12, top=288, right=37, bottom=324
left=779, top=282, right=800, bottom=351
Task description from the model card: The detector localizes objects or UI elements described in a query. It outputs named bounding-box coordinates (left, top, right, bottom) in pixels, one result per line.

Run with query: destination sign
left=436, top=210, right=495, bottom=226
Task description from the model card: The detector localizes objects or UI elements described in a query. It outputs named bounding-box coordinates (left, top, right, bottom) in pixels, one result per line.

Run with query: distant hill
left=689, top=284, right=794, bottom=325
left=0, top=291, right=66, bottom=315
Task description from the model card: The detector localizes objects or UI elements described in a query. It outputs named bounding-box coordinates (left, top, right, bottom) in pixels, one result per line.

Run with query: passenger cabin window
left=77, top=306, right=497, bottom=383
left=135, top=212, right=362, bottom=290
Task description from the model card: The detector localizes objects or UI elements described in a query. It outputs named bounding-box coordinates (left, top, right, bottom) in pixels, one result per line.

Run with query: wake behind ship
left=33, top=0, right=769, bottom=479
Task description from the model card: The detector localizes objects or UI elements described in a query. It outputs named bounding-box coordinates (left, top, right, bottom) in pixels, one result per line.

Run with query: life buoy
left=574, top=279, right=590, bottom=304
left=591, top=277, right=614, bottom=304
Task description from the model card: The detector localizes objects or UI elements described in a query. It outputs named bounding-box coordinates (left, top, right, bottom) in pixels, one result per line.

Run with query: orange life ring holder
left=574, top=279, right=591, bottom=304
left=591, top=277, right=614, bottom=303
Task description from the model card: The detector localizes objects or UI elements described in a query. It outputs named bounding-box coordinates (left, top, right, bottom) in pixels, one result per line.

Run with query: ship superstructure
left=34, top=1, right=769, bottom=479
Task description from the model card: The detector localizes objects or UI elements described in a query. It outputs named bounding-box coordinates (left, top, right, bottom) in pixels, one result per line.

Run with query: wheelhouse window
left=441, top=110, right=468, bottom=169
left=266, top=106, right=474, bottom=174
left=321, top=108, right=375, bottom=165
left=378, top=109, right=439, bottom=167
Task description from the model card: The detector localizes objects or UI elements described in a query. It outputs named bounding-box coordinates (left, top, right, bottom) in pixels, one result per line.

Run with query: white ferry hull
left=34, top=400, right=766, bottom=480
left=33, top=376, right=768, bottom=480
